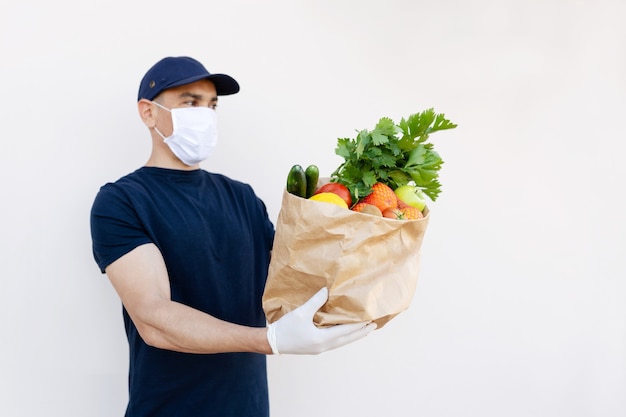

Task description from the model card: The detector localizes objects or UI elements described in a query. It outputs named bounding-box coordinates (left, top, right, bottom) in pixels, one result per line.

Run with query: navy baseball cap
left=137, top=56, right=240, bottom=101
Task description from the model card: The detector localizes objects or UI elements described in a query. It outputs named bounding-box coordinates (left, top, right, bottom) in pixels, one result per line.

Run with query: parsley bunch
left=330, top=108, right=457, bottom=203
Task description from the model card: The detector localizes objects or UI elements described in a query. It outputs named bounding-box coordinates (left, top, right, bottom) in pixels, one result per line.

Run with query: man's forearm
left=131, top=298, right=272, bottom=354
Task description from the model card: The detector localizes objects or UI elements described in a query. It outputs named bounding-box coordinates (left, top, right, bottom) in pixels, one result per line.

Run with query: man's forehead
left=178, top=91, right=217, bottom=101
left=166, top=80, right=218, bottom=100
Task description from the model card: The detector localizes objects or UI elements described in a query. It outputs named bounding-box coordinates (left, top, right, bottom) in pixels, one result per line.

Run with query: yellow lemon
left=308, top=192, right=349, bottom=209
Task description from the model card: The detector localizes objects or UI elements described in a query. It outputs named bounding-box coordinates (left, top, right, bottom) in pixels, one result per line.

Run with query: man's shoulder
left=206, top=171, right=255, bottom=193
left=99, top=167, right=166, bottom=191
left=93, top=169, right=147, bottom=204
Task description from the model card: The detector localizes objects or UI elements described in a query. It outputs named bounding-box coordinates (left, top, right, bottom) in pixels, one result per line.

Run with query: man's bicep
left=105, top=243, right=171, bottom=313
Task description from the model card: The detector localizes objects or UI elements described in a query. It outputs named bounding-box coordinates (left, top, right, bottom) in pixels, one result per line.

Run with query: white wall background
left=1, top=0, right=625, bottom=416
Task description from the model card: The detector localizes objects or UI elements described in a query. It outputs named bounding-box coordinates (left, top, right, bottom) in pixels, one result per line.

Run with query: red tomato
left=382, top=207, right=423, bottom=220
left=382, top=207, right=404, bottom=220
left=313, top=183, right=352, bottom=207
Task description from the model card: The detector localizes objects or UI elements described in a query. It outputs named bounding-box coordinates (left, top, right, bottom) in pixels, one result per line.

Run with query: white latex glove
left=266, top=287, right=377, bottom=355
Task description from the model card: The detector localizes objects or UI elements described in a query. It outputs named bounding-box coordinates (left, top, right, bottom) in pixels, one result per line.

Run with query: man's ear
left=137, top=99, right=156, bottom=128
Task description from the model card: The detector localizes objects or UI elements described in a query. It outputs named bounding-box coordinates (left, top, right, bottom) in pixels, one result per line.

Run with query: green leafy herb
left=330, top=108, right=457, bottom=202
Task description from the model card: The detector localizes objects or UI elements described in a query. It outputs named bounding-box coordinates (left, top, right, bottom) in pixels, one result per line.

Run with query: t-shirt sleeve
left=247, top=184, right=275, bottom=249
left=90, top=184, right=153, bottom=273
left=258, top=195, right=275, bottom=248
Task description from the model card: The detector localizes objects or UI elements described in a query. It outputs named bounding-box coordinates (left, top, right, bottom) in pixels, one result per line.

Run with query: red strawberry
left=362, top=182, right=397, bottom=213
left=399, top=206, right=424, bottom=220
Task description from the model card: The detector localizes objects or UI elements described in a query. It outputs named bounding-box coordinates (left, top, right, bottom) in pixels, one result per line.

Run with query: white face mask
left=152, top=102, right=218, bottom=166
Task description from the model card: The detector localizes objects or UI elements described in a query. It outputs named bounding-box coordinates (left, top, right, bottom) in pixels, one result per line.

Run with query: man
left=90, top=56, right=375, bottom=417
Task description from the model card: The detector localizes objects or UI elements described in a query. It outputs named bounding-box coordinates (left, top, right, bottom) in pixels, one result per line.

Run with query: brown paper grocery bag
left=262, top=188, right=430, bottom=329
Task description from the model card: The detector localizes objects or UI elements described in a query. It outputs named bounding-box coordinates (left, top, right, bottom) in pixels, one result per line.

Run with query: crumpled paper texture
left=262, top=187, right=430, bottom=329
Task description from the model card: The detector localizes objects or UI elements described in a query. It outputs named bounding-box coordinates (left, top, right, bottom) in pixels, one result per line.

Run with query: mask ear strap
left=153, top=126, right=168, bottom=141
left=152, top=101, right=171, bottom=112
left=151, top=101, right=171, bottom=140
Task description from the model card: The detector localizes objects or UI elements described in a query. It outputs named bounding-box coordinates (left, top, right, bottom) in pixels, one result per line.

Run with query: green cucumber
left=286, top=164, right=307, bottom=197
left=304, top=165, right=320, bottom=198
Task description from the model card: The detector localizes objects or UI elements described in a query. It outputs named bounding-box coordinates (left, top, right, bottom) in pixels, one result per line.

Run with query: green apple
left=394, top=185, right=427, bottom=211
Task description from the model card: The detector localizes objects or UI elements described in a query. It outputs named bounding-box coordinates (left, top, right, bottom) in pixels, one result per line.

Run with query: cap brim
left=207, top=74, right=240, bottom=95
left=167, top=73, right=240, bottom=96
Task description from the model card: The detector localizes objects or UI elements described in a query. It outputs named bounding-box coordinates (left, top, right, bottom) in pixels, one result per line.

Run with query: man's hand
left=266, top=288, right=377, bottom=355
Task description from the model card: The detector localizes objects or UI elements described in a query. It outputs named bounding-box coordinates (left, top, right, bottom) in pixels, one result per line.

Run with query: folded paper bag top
left=262, top=188, right=429, bottom=329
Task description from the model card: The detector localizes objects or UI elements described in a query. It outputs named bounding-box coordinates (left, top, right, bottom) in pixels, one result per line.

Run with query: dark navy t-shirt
left=90, top=167, right=274, bottom=417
